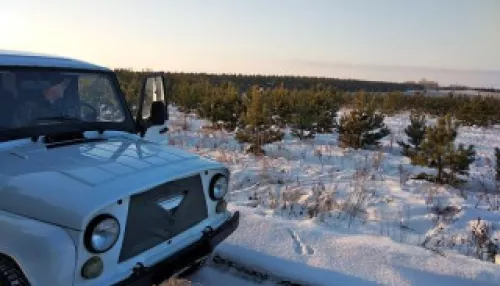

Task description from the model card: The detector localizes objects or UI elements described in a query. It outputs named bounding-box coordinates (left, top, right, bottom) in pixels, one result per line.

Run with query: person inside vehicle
left=38, top=77, right=71, bottom=112
left=12, top=77, right=72, bottom=127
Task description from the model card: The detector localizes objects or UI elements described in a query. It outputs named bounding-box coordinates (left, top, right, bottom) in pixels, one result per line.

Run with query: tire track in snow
left=287, top=228, right=315, bottom=256
left=208, top=254, right=315, bottom=286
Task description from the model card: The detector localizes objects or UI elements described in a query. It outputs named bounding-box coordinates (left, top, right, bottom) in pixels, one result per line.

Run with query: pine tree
left=398, top=111, right=427, bottom=161
left=269, top=84, right=292, bottom=128
left=198, top=82, right=242, bottom=131
left=235, top=86, right=283, bottom=155
left=456, top=96, right=498, bottom=127
left=353, top=90, right=370, bottom=109
left=289, top=89, right=317, bottom=140
left=416, top=114, right=475, bottom=185
left=312, top=88, right=339, bottom=134
left=383, top=91, right=403, bottom=116
left=337, top=95, right=390, bottom=149
left=172, top=79, right=207, bottom=113
left=448, top=144, right=476, bottom=180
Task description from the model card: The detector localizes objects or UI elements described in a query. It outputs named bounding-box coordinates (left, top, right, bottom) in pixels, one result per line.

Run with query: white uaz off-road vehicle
left=0, top=51, right=239, bottom=286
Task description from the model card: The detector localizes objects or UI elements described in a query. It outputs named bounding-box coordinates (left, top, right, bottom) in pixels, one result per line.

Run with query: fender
left=0, top=210, right=76, bottom=286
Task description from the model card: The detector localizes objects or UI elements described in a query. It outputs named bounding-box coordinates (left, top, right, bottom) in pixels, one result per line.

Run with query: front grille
left=119, top=174, right=208, bottom=262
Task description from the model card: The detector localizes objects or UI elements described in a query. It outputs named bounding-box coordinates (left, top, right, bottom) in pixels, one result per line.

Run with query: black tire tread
left=0, top=255, right=30, bottom=286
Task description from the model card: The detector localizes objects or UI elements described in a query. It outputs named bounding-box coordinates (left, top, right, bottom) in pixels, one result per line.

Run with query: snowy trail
left=185, top=206, right=500, bottom=286
left=287, top=228, right=315, bottom=256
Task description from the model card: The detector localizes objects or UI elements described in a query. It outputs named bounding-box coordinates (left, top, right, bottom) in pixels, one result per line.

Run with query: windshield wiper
left=34, top=116, right=83, bottom=124
left=29, top=116, right=108, bottom=143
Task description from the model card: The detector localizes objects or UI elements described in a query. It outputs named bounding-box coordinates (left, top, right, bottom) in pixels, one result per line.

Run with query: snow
left=163, top=105, right=500, bottom=286
left=208, top=206, right=500, bottom=286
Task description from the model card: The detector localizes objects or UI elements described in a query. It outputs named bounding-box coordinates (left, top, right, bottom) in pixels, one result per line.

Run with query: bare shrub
left=429, top=204, right=461, bottom=225
left=315, top=188, right=337, bottom=222
left=319, top=195, right=335, bottom=215
left=257, top=157, right=292, bottom=185
left=389, top=132, right=395, bottom=151
left=372, top=151, right=385, bottom=173
left=314, top=148, right=324, bottom=170
left=353, top=156, right=370, bottom=184
left=307, top=182, right=326, bottom=219
left=398, top=164, right=411, bottom=186
left=342, top=166, right=375, bottom=227
left=471, top=170, right=500, bottom=211
left=275, top=181, right=338, bottom=221
left=353, top=152, right=386, bottom=182
left=258, top=157, right=273, bottom=183
left=371, top=150, right=386, bottom=181
left=469, top=218, right=498, bottom=262
left=397, top=205, right=413, bottom=243
left=268, top=189, right=279, bottom=210
left=422, top=185, right=440, bottom=207
left=170, top=113, right=191, bottom=132
left=201, top=121, right=225, bottom=131
left=421, top=198, right=463, bottom=256
left=281, top=188, right=304, bottom=205
left=342, top=184, right=372, bottom=227
left=335, top=155, right=378, bottom=227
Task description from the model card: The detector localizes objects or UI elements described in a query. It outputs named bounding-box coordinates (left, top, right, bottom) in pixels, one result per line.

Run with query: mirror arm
left=135, top=117, right=149, bottom=137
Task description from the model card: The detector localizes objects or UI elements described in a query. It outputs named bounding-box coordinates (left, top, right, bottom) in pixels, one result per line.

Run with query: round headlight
left=84, top=215, right=120, bottom=253
left=209, top=174, right=228, bottom=201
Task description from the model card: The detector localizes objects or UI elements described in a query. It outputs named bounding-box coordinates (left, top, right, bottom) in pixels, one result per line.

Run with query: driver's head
left=43, top=77, right=70, bottom=104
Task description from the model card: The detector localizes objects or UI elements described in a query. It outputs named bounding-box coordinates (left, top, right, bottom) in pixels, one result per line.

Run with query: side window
left=78, top=75, right=125, bottom=122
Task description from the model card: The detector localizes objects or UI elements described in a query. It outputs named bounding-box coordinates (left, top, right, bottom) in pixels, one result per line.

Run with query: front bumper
left=112, top=211, right=240, bottom=286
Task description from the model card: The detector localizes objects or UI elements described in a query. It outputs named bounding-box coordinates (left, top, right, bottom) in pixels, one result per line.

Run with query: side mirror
left=150, top=101, right=166, bottom=125
left=135, top=73, right=169, bottom=136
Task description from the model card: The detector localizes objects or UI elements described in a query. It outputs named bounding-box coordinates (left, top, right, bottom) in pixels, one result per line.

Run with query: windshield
left=0, top=68, right=134, bottom=140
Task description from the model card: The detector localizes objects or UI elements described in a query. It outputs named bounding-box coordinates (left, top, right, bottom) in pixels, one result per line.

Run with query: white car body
left=0, top=51, right=239, bottom=286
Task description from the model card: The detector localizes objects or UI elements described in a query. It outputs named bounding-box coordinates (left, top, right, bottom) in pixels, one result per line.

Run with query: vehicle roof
left=0, top=50, right=110, bottom=71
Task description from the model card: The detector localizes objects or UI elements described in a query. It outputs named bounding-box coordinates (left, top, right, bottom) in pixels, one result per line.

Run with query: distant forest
left=113, top=68, right=425, bottom=98
left=114, top=68, right=500, bottom=129
left=115, top=69, right=499, bottom=96
left=161, top=72, right=427, bottom=92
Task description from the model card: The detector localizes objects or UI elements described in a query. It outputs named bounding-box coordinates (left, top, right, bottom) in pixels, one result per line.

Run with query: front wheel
left=0, top=256, right=30, bottom=286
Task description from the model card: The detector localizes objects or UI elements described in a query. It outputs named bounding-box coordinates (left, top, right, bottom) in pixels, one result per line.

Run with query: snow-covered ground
left=164, top=106, right=500, bottom=286
left=188, top=205, right=500, bottom=286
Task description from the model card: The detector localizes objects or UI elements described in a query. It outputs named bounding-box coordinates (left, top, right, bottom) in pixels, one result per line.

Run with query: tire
left=0, top=256, right=30, bottom=286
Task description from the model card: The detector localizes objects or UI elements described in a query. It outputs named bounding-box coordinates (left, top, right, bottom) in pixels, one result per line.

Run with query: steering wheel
left=79, top=101, right=98, bottom=121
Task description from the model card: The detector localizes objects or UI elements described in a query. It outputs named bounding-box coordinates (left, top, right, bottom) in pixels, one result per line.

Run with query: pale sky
left=1, top=0, right=499, bottom=88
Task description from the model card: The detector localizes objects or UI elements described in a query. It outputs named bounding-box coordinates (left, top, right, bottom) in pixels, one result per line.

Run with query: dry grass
left=160, top=277, right=193, bottom=286
left=281, top=188, right=305, bottom=205
left=214, top=150, right=235, bottom=164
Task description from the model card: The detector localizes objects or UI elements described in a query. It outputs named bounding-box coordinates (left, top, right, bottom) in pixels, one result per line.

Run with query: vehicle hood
left=0, top=133, right=223, bottom=230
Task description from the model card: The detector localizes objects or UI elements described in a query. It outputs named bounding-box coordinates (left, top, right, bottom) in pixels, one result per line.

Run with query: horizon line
left=111, top=65, right=500, bottom=90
